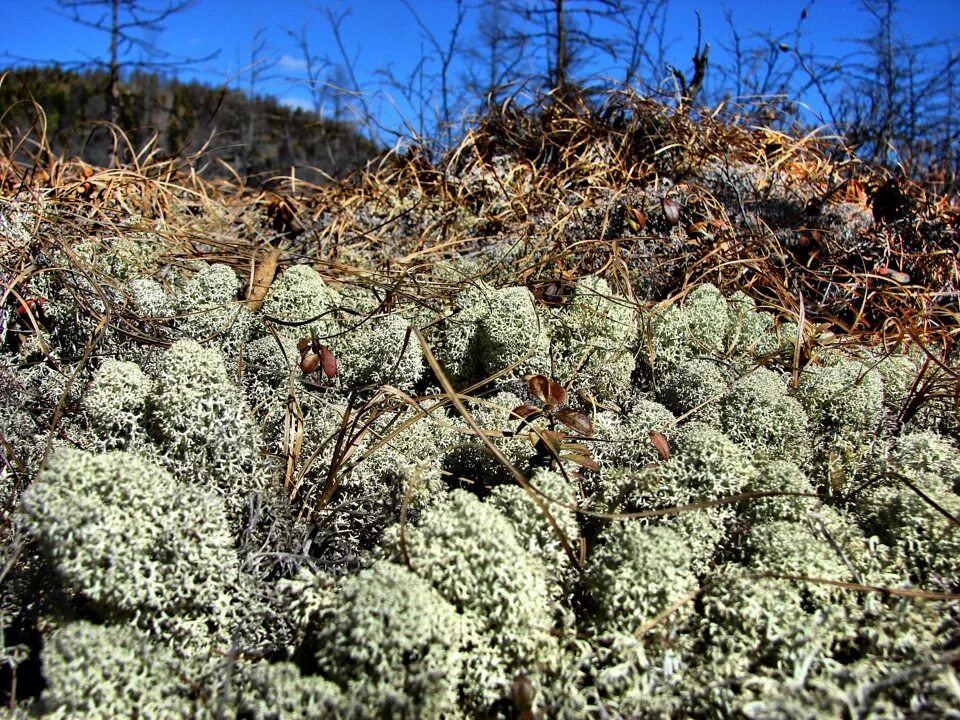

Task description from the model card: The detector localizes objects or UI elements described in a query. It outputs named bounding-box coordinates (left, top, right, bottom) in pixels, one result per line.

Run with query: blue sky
left=2, top=0, right=958, bottom=144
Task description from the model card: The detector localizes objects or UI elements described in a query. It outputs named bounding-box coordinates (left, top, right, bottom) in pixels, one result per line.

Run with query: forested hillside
left=0, top=66, right=380, bottom=185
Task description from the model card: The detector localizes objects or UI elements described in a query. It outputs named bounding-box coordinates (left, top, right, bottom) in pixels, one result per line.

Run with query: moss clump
left=233, top=661, right=343, bottom=720
left=128, top=277, right=174, bottom=318
left=551, top=276, right=638, bottom=400
left=41, top=621, right=201, bottom=719
left=742, top=519, right=855, bottom=605
left=647, top=284, right=791, bottom=380
left=329, top=312, right=423, bottom=390
left=796, top=357, right=885, bottom=436
left=544, top=631, right=689, bottom=719
left=19, top=448, right=238, bottom=648
left=648, top=284, right=729, bottom=376
left=741, top=460, right=817, bottom=523
left=288, top=561, right=467, bottom=719
left=583, top=523, right=697, bottom=637
left=487, top=468, right=580, bottom=590
left=856, top=430, right=960, bottom=588
left=692, top=566, right=830, bottom=714
left=433, top=281, right=547, bottom=386
left=589, top=396, right=676, bottom=474
left=724, top=291, right=780, bottom=359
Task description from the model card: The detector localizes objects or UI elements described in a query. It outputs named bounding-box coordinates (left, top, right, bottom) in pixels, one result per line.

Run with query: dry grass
left=2, top=85, right=959, bottom=711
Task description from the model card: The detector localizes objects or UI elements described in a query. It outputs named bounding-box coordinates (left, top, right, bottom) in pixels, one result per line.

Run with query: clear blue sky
left=2, top=0, right=958, bottom=144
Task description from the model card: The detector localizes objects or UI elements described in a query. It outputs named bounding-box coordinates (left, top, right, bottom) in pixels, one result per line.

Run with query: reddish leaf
left=296, top=337, right=311, bottom=354
left=650, top=431, right=671, bottom=460
left=556, top=408, right=594, bottom=436
left=625, top=206, right=647, bottom=231
left=526, top=374, right=551, bottom=404
left=510, top=404, right=540, bottom=420
left=563, top=453, right=600, bottom=471
left=320, top=345, right=338, bottom=378
left=300, top=352, right=321, bottom=374
left=15, top=297, right=47, bottom=316
left=546, top=378, right=567, bottom=406
left=560, top=441, right=591, bottom=454
left=662, top=197, right=681, bottom=226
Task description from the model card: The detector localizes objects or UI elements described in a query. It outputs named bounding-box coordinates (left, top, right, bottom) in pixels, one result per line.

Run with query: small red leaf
left=510, top=404, right=540, bottom=420
left=297, top=337, right=311, bottom=354
left=563, top=453, right=600, bottom=471
left=526, top=374, right=551, bottom=404
left=546, top=378, right=568, bottom=406
left=662, top=197, right=681, bottom=226
left=320, top=345, right=338, bottom=378
left=15, top=297, right=47, bottom=316
left=556, top=408, right=594, bottom=436
left=300, top=352, right=321, bottom=374
left=650, top=431, right=671, bottom=460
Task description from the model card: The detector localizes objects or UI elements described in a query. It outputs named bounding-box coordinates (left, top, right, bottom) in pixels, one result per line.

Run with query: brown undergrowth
left=1, top=85, right=959, bottom=713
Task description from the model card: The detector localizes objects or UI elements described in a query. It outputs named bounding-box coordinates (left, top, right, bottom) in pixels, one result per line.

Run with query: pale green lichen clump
left=433, top=281, right=548, bottom=385
left=385, top=489, right=561, bottom=714
left=145, top=339, right=268, bottom=527
left=174, top=262, right=255, bottom=356
left=719, top=368, right=810, bottom=464
left=647, top=283, right=791, bottom=377
left=5, top=267, right=960, bottom=719
left=287, top=561, right=468, bottom=719
left=260, top=264, right=340, bottom=341
left=83, top=359, right=152, bottom=450
left=40, top=621, right=201, bottom=719
left=20, top=448, right=238, bottom=648
left=583, top=523, right=698, bottom=637
left=857, top=430, right=960, bottom=588
left=551, top=276, right=638, bottom=399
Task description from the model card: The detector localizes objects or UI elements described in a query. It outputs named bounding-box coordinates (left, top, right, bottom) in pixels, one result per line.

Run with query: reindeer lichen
left=41, top=621, right=200, bottom=719
left=285, top=560, right=467, bottom=719
left=583, top=523, right=697, bottom=637
left=19, top=448, right=238, bottom=649
left=384, top=489, right=561, bottom=713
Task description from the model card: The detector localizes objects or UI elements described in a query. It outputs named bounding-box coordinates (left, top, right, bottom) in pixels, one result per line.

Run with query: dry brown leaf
left=246, top=245, right=281, bottom=312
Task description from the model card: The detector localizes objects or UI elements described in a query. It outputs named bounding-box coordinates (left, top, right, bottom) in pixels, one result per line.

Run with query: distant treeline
left=0, top=66, right=381, bottom=184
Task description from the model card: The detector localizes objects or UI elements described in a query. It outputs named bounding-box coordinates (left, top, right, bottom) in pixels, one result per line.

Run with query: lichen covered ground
left=1, top=95, right=958, bottom=718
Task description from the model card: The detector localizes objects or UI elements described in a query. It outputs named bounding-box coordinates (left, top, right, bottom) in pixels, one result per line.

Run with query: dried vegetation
left=1, top=88, right=959, bottom=717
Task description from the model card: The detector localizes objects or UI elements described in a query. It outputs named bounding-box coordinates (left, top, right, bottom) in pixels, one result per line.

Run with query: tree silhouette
left=54, top=0, right=216, bottom=146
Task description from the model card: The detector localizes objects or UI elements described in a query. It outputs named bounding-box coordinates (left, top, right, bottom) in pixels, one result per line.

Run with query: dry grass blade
left=580, top=490, right=821, bottom=522
left=245, top=245, right=281, bottom=312
left=752, top=574, right=960, bottom=602
left=412, top=327, right=583, bottom=573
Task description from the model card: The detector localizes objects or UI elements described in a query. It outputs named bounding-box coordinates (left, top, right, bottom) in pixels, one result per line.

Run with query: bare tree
left=702, top=4, right=844, bottom=129
left=288, top=22, right=329, bottom=116
left=54, top=0, right=216, bottom=129
left=496, top=0, right=630, bottom=97
left=463, top=0, right=530, bottom=105
left=835, top=0, right=960, bottom=185
left=614, top=0, right=670, bottom=91
left=240, top=27, right=277, bottom=178
left=396, top=0, right=469, bottom=147
left=323, top=7, right=379, bottom=144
